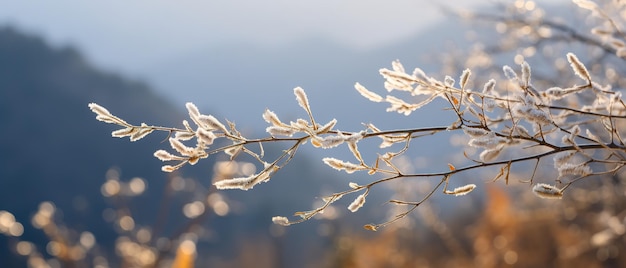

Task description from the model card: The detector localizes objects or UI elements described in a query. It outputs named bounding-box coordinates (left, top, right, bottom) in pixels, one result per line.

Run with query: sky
left=0, top=0, right=497, bottom=76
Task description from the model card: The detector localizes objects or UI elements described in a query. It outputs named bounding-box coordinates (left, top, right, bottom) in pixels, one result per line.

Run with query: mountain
left=0, top=25, right=380, bottom=267
left=0, top=25, right=184, bottom=266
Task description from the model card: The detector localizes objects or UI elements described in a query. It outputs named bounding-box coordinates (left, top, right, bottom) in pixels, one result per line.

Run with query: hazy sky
left=0, top=0, right=497, bottom=74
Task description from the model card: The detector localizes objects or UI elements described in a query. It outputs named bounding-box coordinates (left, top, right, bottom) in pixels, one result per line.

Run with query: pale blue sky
left=0, top=0, right=501, bottom=75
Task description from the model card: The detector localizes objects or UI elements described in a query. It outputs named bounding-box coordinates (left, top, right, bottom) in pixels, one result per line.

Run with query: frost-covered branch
left=89, top=0, right=626, bottom=231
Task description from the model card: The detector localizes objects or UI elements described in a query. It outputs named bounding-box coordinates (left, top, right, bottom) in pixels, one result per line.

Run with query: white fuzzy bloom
left=569, top=125, right=581, bottom=141
left=130, top=123, right=154, bottom=141
left=197, top=115, right=228, bottom=133
left=169, top=138, right=194, bottom=156
left=272, top=216, right=291, bottom=226
left=479, top=146, right=504, bottom=162
left=503, top=65, right=518, bottom=81
left=213, top=169, right=272, bottom=191
left=89, top=103, right=130, bottom=126
left=262, top=109, right=284, bottom=127
left=196, top=128, right=217, bottom=145
left=224, top=145, right=242, bottom=158
left=379, top=134, right=408, bottom=148
left=444, top=76, right=455, bottom=87
left=532, top=183, right=563, bottom=199
left=348, top=142, right=363, bottom=163
left=175, top=131, right=196, bottom=141
left=482, top=79, right=496, bottom=94
left=468, top=133, right=506, bottom=149
left=553, top=151, right=575, bottom=168
left=323, top=158, right=363, bottom=174
left=348, top=194, right=366, bottom=212
left=412, top=67, right=429, bottom=82
left=88, top=103, right=112, bottom=117
left=558, top=163, right=592, bottom=177
left=186, top=102, right=201, bottom=125
left=111, top=127, right=138, bottom=138
left=355, top=82, right=383, bottom=102
left=344, top=131, right=366, bottom=143
left=514, top=125, right=531, bottom=137
left=460, top=69, right=471, bottom=89
left=445, top=184, right=477, bottom=196
left=544, top=87, right=566, bottom=100
left=385, top=95, right=419, bottom=116
left=318, top=135, right=345, bottom=149
left=514, top=103, right=551, bottom=125
left=391, top=59, right=405, bottom=73
left=154, top=150, right=185, bottom=162
left=462, top=126, right=490, bottom=138
left=161, top=165, right=176, bottom=172
left=316, top=119, right=337, bottom=134
left=573, top=0, right=598, bottom=10
left=294, top=87, right=311, bottom=113
left=567, top=52, right=591, bottom=81
left=266, top=126, right=296, bottom=137
left=521, top=61, right=531, bottom=87
left=591, top=26, right=613, bottom=36
left=290, top=119, right=311, bottom=131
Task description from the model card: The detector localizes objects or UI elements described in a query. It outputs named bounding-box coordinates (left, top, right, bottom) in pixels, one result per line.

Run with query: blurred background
left=2, top=0, right=626, bottom=267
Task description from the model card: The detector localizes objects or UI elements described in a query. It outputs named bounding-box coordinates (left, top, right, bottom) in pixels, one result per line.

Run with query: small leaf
left=363, top=224, right=378, bottom=231
left=448, top=163, right=456, bottom=171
